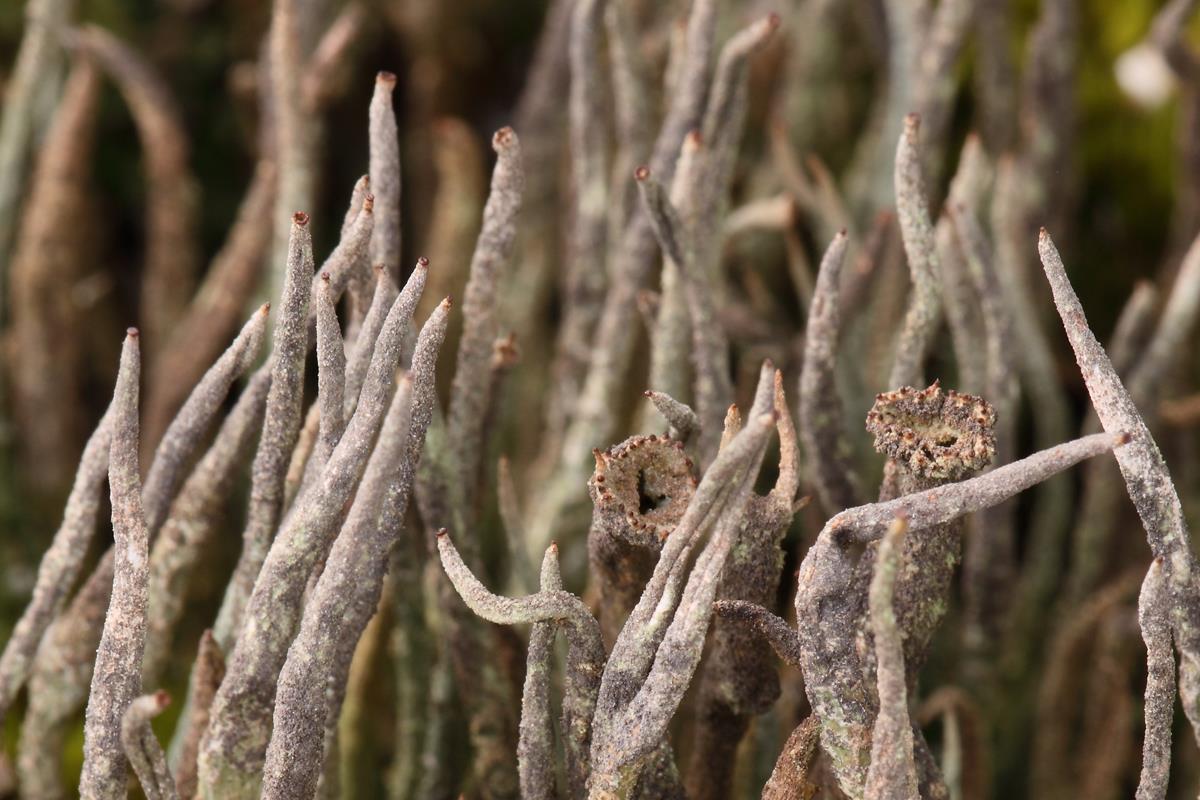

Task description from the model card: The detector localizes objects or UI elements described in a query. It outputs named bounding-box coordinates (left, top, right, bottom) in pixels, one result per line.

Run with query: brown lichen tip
left=259, top=303, right=270, bottom=315
left=904, top=112, right=921, bottom=133
left=293, top=211, right=310, bottom=226
left=1117, top=431, right=1134, bottom=446
left=376, top=70, right=397, bottom=87
left=417, top=256, right=430, bottom=268
left=361, top=194, right=375, bottom=213
left=493, top=126, right=516, bottom=150
left=588, top=433, right=697, bottom=544
left=634, top=164, right=651, bottom=181
left=320, top=271, right=331, bottom=284
left=126, top=327, right=139, bottom=339
left=766, top=12, right=782, bottom=30
left=866, top=381, right=996, bottom=481
left=441, top=296, right=453, bottom=309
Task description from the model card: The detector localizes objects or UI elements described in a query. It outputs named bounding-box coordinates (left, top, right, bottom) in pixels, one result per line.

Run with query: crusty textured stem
left=143, top=370, right=270, bottom=687
left=952, top=202, right=1020, bottom=667
left=311, top=273, right=347, bottom=475
left=590, top=384, right=775, bottom=795
left=888, top=114, right=943, bottom=389
left=762, top=716, right=821, bottom=800
left=213, top=214, right=312, bottom=652
left=80, top=330, right=149, bottom=800
left=0, top=404, right=112, bottom=727
left=344, top=264, right=400, bottom=418
left=518, top=545, right=563, bottom=800
left=636, top=166, right=731, bottom=464
left=1136, top=560, right=1174, bottom=800
left=368, top=72, right=402, bottom=276
left=173, top=631, right=225, bottom=800
left=710, top=601, right=802, bottom=669
left=438, top=530, right=605, bottom=797
left=199, top=261, right=427, bottom=798
left=121, top=691, right=177, bottom=800
left=863, top=518, right=919, bottom=800
left=262, top=298, right=448, bottom=800
left=554, top=0, right=610, bottom=422
left=450, top=127, right=524, bottom=504
left=687, top=371, right=800, bottom=799
left=796, top=431, right=1121, bottom=795
left=17, top=546, right=112, bottom=797
left=1039, top=230, right=1200, bottom=734
left=799, top=230, right=863, bottom=513
left=933, top=135, right=989, bottom=394
left=643, top=390, right=699, bottom=445
left=527, top=0, right=717, bottom=556
left=144, top=306, right=269, bottom=537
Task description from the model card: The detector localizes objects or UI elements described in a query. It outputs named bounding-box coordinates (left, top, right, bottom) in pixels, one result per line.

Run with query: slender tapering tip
left=904, top=113, right=921, bottom=133
left=635, top=165, right=650, bottom=181
left=376, top=70, right=397, bottom=87
left=361, top=194, right=375, bottom=213
left=493, top=126, right=516, bottom=149
left=417, top=256, right=430, bottom=268
left=259, top=302, right=270, bottom=315
left=126, top=327, right=139, bottom=339
left=441, top=296, right=453, bottom=309
left=293, top=211, right=310, bottom=226
left=1039, top=226, right=1050, bottom=239
left=796, top=495, right=812, bottom=510
left=766, top=12, right=782, bottom=30
left=838, top=228, right=848, bottom=237
left=152, top=690, right=171, bottom=710
left=436, top=529, right=448, bottom=539
left=549, top=541, right=559, bottom=553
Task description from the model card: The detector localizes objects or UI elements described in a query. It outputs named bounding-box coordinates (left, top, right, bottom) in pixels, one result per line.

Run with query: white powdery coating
left=80, top=331, right=149, bottom=800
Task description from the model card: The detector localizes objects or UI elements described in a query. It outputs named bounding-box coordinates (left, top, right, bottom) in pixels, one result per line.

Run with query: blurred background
left=1, top=0, right=1199, bottom=796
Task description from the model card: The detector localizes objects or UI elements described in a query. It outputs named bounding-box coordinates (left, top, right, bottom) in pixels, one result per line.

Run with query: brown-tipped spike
left=259, top=303, right=271, bottom=315
left=1117, top=431, right=1133, bottom=445
left=417, top=256, right=430, bottom=267
left=436, top=529, right=448, bottom=539
left=293, top=211, right=310, bottom=226
left=635, top=165, right=650, bottom=181
left=493, top=126, right=516, bottom=148
left=361, top=194, right=375, bottom=212
left=376, top=71, right=397, bottom=86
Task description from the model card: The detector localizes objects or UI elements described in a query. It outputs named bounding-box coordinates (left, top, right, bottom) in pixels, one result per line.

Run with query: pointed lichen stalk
left=121, top=691, right=176, bottom=800
left=437, top=530, right=605, bottom=798
left=863, top=517, right=919, bottom=800
left=199, top=259, right=428, bottom=798
left=518, top=544, right=564, bottom=800
left=261, top=296, right=449, bottom=800
left=794, top=425, right=1124, bottom=797
left=1136, top=559, right=1174, bottom=800
left=80, top=330, right=149, bottom=800
left=799, top=230, right=864, bottom=514
left=1038, top=229, right=1200, bottom=737
left=588, top=365, right=778, bottom=797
